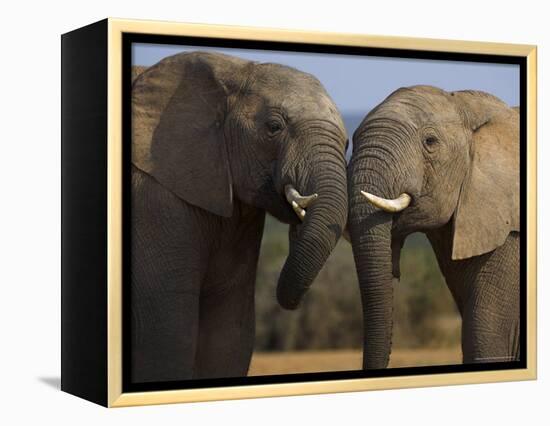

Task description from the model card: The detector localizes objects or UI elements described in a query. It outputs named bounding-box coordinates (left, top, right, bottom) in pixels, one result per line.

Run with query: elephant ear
left=451, top=91, right=520, bottom=260
left=132, top=52, right=251, bottom=217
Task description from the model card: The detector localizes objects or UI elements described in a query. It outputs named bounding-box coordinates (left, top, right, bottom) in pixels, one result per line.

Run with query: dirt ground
left=249, top=347, right=462, bottom=376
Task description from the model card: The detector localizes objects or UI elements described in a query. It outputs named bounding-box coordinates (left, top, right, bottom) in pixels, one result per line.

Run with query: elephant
left=347, top=85, right=520, bottom=369
left=131, top=51, right=348, bottom=382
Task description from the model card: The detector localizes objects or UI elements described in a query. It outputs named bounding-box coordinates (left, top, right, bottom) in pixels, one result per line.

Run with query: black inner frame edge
left=121, top=32, right=528, bottom=393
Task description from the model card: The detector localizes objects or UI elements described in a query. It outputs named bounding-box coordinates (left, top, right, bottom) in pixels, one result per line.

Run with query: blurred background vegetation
left=254, top=215, right=461, bottom=352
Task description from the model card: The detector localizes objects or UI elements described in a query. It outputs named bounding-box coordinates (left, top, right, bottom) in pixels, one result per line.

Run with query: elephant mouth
left=254, top=177, right=304, bottom=224
left=360, top=189, right=422, bottom=237
left=269, top=184, right=319, bottom=225
left=277, top=203, right=303, bottom=225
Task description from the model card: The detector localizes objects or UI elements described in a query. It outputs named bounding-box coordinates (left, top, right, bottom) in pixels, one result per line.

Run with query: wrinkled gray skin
left=348, top=86, right=519, bottom=369
left=131, top=52, right=348, bottom=382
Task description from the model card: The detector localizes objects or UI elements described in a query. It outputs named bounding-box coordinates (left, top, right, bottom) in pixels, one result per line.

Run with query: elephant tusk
left=291, top=201, right=307, bottom=220
left=285, top=185, right=318, bottom=208
left=361, top=191, right=411, bottom=213
left=285, top=185, right=318, bottom=221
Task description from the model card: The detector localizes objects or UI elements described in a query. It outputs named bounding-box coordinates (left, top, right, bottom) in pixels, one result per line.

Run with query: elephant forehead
left=245, top=63, right=346, bottom=134
left=365, top=95, right=458, bottom=131
left=282, top=94, right=336, bottom=116
left=385, top=87, right=457, bottom=119
left=285, top=97, right=347, bottom=138
left=253, top=63, right=327, bottom=96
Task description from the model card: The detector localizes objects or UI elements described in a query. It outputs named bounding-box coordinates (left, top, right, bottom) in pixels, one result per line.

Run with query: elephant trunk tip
left=276, top=279, right=304, bottom=310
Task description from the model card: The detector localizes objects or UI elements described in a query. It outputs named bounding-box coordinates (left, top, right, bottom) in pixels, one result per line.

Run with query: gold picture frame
left=61, top=17, right=537, bottom=407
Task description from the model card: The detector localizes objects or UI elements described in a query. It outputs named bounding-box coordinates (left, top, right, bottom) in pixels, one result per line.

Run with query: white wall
left=1, top=0, right=546, bottom=424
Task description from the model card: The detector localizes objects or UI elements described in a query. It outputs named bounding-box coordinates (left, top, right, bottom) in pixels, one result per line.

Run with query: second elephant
left=348, top=85, right=520, bottom=369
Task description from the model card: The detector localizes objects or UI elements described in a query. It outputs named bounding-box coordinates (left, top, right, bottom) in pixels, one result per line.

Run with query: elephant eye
left=423, top=136, right=438, bottom=150
left=266, top=120, right=284, bottom=135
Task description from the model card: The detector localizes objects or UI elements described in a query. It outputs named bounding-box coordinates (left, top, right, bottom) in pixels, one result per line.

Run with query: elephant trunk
left=276, top=146, right=348, bottom=310
left=348, top=129, right=408, bottom=369
left=349, top=194, right=395, bottom=369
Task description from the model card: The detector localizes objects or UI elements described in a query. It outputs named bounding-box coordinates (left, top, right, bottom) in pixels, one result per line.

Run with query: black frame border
left=121, top=32, right=528, bottom=393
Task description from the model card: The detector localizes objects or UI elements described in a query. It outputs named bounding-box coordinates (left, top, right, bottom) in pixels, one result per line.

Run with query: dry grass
left=249, top=347, right=462, bottom=376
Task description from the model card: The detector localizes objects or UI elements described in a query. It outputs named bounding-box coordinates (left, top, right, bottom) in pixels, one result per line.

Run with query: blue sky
left=133, top=43, right=519, bottom=141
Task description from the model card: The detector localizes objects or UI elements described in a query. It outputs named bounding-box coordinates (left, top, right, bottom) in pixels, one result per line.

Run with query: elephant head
left=132, top=51, right=348, bottom=310
left=348, top=85, right=519, bottom=368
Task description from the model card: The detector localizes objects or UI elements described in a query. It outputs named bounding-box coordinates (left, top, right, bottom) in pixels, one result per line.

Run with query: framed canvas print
left=61, top=18, right=537, bottom=407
